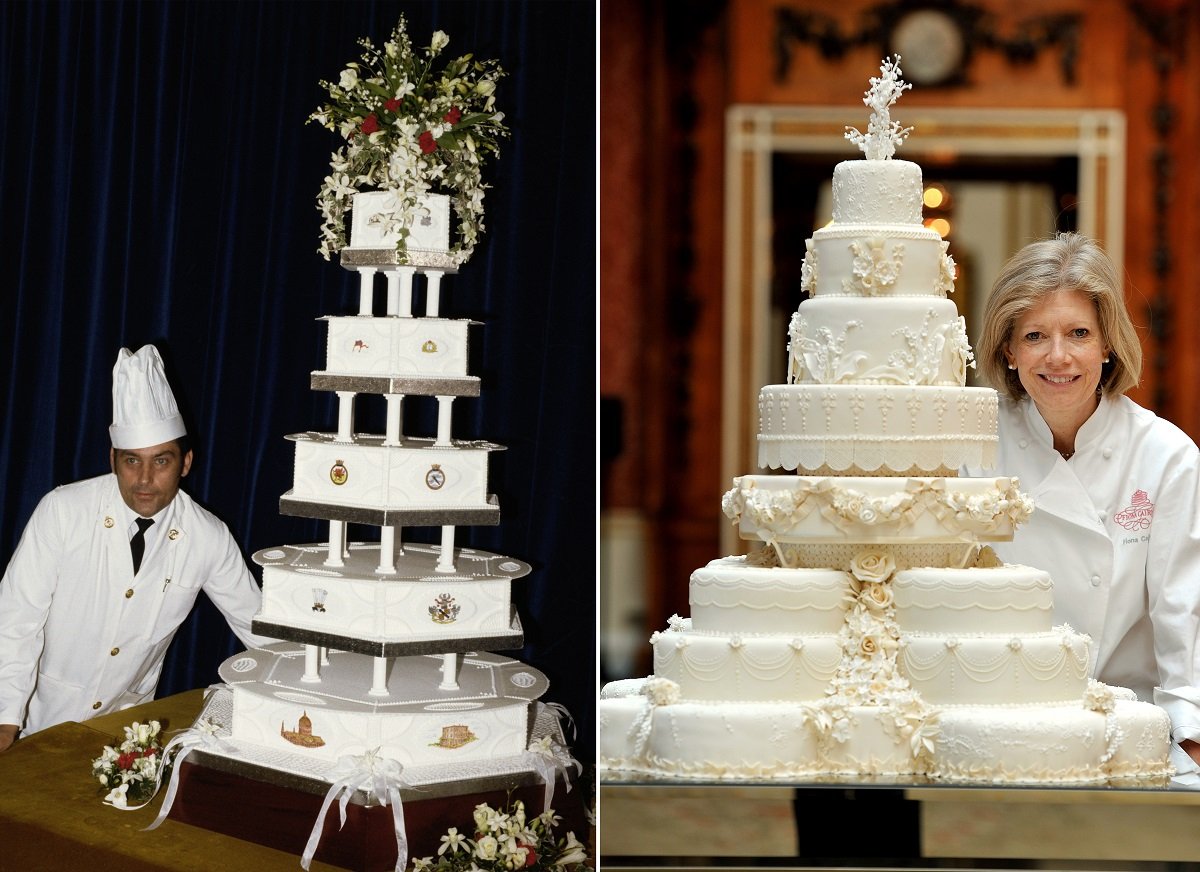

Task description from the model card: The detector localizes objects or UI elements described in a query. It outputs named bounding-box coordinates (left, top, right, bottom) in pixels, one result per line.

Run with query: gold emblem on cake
left=431, top=724, right=476, bottom=749
left=330, top=460, right=349, bottom=485
left=312, top=587, right=328, bottom=613
left=429, top=593, right=461, bottom=624
left=425, top=464, right=445, bottom=490
left=421, top=339, right=438, bottom=353
left=352, top=339, right=369, bottom=352
left=280, top=712, right=325, bottom=748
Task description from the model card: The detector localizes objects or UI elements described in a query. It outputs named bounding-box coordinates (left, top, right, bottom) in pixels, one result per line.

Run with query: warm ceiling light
left=930, top=217, right=951, bottom=237
left=924, top=187, right=945, bottom=209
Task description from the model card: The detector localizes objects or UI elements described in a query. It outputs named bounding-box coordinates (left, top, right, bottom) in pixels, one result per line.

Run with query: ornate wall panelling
left=1128, top=2, right=1189, bottom=421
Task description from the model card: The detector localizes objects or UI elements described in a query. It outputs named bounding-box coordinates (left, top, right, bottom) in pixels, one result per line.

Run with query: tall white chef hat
left=109, top=346, right=187, bottom=449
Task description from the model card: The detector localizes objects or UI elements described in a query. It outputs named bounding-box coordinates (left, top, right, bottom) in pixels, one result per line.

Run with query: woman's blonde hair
left=975, top=232, right=1142, bottom=402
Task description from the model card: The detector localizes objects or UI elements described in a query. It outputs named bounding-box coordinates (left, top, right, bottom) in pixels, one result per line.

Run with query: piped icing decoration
left=845, top=55, right=912, bottom=161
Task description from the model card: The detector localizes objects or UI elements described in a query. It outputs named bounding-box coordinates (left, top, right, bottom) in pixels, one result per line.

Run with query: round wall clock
left=888, top=9, right=968, bottom=86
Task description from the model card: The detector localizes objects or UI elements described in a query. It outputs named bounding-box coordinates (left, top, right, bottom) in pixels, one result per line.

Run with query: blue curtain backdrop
left=0, top=1, right=596, bottom=757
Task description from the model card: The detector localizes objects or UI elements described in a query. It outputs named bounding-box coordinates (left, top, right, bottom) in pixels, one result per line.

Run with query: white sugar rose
left=862, top=582, right=894, bottom=612
left=849, top=549, right=896, bottom=585
left=643, top=677, right=681, bottom=706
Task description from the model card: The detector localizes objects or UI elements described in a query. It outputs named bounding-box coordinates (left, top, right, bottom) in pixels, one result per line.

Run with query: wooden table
left=0, top=689, right=342, bottom=871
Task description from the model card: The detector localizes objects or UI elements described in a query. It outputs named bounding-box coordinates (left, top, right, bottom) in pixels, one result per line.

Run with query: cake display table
left=598, top=774, right=1200, bottom=869
left=0, top=689, right=589, bottom=872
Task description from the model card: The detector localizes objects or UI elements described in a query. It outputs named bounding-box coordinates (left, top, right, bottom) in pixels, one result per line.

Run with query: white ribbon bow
left=301, top=748, right=410, bottom=872
left=141, top=715, right=235, bottom=828
left=522, top=735, right=582, bottom=810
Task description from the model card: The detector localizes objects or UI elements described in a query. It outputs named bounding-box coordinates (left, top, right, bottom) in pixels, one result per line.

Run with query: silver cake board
left=251, top=609, right=525, bottom=657
left=310, top=372, right=481, bottom=397
left=279, top=494, right=501, bottom=527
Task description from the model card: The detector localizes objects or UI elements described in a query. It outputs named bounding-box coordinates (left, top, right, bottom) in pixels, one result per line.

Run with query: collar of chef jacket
left=1014, top=394, right=1116, bottom=536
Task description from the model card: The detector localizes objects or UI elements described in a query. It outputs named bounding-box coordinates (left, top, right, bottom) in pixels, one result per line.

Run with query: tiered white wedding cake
left=598, top=59, right=1173, bottom=784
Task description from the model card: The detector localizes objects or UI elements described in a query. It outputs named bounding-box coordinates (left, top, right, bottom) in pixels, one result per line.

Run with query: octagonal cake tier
left=219, top=642, right=548, bottom=767
left=283, top=432, right=502, bottom=525
left=318, top=315, right=477, bottom=381
left=252, top=542, right=529, bottom=656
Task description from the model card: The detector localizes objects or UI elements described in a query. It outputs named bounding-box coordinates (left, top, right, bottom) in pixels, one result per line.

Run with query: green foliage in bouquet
left=309, top=15, right=509, bottom=264
left=90, top=720, right=168, bottom=809
left=411, top=799, right=591, bottom=871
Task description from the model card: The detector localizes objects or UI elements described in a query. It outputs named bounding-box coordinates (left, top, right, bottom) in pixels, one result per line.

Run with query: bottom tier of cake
left=219, top=642, right=549, bottom=766
left=598, top=678, right=1173, bottom=785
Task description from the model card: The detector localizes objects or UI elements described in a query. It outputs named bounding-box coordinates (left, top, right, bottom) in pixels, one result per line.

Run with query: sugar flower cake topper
left=845, top=55, right=913, bottom=160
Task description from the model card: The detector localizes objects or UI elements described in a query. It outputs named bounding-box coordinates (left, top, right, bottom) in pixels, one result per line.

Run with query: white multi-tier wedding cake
left=598, top=58, right=1173, bottom=784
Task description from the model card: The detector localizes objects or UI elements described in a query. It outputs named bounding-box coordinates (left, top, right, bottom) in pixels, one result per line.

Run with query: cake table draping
left=0, top=689, right=341, bottom=871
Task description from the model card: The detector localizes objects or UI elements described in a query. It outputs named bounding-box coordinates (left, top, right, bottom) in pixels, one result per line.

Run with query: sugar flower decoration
left=845, top=55, right=913, bottom=160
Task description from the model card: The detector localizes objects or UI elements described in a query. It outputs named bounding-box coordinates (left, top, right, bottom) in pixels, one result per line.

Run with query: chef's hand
left=0, top=724, right=17, bottom=752
left=1182, top=738, right=1200, bottom=767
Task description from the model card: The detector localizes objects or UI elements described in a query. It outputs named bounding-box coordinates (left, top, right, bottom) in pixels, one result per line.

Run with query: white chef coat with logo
left=968, top=394, right=1200, bottom=766
left=0, top=473, right=270, bottom=735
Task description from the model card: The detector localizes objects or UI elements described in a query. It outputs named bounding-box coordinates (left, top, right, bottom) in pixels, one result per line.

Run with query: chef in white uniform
left=0, top=346, right=269, bottom=751
left=969, top=233, right=1200, bottom=775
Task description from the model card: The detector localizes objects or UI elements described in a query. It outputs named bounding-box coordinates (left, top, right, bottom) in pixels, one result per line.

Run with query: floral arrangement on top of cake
left=412, top=798, right=591, bottom=872
left=845, top=55, right=912, bottom=160
left=308, top=15, right=508, bottom=263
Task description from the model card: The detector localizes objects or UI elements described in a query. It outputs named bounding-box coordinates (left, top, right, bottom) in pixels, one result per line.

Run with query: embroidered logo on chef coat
left=1114, top=489, right=1155, bottom=531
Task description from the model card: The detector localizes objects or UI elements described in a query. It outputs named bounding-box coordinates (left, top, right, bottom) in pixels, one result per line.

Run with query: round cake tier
left=757, top=385, right=998, bottom=474
left=933, top=698, right=1172, bottom=783
left=597, top=691, right=925, bottom=780
left=220, top=643, right=546, bottom=767
left=892, top=565, right=1053, bottom=633
left=831, top=159, right=923, bottom=225
left=652, top=621, right=841, bottom=702
left=723, top=475, right=1033, bottom=545
left=806, top=225, right=952, bottom=298
left=689, top=557, right=850, bottom=632
left=898, top=628, right=1091, bottom=705
left=253, top=542, right=529, bottom=655
left=788, top=297, right=970, bottom=386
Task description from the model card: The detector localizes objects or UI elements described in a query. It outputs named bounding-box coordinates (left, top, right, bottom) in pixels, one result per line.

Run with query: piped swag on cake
left=598, top=57, right=1173, bottom=784
left=155, top=18, right=581, bottom=870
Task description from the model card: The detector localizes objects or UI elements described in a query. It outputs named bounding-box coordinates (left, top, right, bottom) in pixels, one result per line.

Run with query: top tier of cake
left=832, top=159, right=923, bottom=224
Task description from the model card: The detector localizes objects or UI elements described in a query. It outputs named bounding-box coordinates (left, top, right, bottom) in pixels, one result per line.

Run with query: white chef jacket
left=0, top=473, right=271, bottom=736
left=968, top=394, right=1200, bottom=761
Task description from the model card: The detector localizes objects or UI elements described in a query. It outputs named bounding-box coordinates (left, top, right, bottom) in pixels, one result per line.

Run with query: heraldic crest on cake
left=148, top=17, right=580, bottom=868
left=598, top=57, right=1174, bottom=784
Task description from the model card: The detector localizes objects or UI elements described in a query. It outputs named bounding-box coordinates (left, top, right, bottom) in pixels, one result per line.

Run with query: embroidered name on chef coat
left=1114, top=489, right=1155, bottom=532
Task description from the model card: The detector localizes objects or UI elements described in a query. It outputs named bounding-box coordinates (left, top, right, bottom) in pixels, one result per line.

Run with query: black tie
left=130, top=518, right=154, bottom=575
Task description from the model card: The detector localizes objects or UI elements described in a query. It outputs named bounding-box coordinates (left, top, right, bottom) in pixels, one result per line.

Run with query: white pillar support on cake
left=319, top=647, right=330, bottom=667
left=424, top=270, right=444, bottom=317
left=437, top=525, right=457, bottom=573
left=377, top=526, right=396, bottom=575
left=356, top=267, right=377, bottom=316
left=438, top=653, right=460, bottom=691
left=301, top=644, right=322, bottom=683
left=396, top=266, right=416, bottom=317
left=435, top=396, right=454, bottom=446
left=336, top=391, right=355, bottom=442
left=383, top=269, right=399, bottom=316
left=369, top=656, right=389, bottom=697
left=326, top=520, right=346, bottom=569
left=384, top=394, right=403, bottom=446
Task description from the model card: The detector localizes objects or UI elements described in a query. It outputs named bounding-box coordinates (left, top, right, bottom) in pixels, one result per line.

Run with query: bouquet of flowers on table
left=411, top=798, right=591, bottom=872
left=90, top=719, right=167, bottom=809
left=308, top=14, right=509, bottom=264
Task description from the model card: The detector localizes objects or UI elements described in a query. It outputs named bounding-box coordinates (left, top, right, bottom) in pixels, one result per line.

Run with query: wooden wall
left=600, top=0, right=1200, bottom=674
